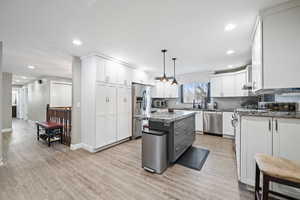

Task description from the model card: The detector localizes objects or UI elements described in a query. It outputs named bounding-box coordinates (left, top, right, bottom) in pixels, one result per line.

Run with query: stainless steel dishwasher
left=203, top=111, right=223, bottom=135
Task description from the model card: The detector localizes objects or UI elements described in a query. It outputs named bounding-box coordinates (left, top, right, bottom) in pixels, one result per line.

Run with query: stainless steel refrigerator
left=132, top=83, right=152, bottom=139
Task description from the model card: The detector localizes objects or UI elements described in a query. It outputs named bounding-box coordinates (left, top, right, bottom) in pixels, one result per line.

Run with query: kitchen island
left=136, top=110, right=196, bottom=171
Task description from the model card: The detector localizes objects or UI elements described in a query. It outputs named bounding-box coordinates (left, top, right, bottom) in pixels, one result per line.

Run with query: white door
left=241, top=116, right=273, bottom=186
left=117, top=87, right=132, bottom=140
left=195, top=111, right=203, bottom=132
left=273, top=118, right=300, bottom=198
left=95, top=84, right=117, bottom=148
left=210, top=76, right=223, bottom=97
left=222, top=74, right=235, bottom=97
left=222, top=112, right=234, bottom=136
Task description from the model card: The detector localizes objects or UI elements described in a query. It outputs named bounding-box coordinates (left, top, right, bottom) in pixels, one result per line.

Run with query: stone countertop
left=237, top=111, right=300, bottom=119
left=134, top=110, right=196, bottom=123
left=166, top=107, right=235, bottom=112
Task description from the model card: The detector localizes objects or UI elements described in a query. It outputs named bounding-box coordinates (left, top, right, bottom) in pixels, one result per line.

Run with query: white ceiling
left=0, top=0, right=288, bottom=78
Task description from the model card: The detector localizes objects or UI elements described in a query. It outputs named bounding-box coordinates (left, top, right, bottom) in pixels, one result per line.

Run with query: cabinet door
left=263, top=6, right=300, bottom=89
left=95, top=84, right=117, bottom=148
left=210, top=76, right=223, bottom=97
left=252, top=19, right=263, bottom=91
left=235, top=72, right=247, bottom=97
left=105, top=60, right=118, bottom=84
left=241, top=116, right=272, bottom=186
left=96, top=57, right=106, bottom=82
left=153, top=81, right=165, bottom=98
left=222, top=112, right=234, bottom=136
left=170, top=83, right=179, bottom=98
left=222, top=74, right=235, bottom=97
left=117, top=87, right=132, bottom=140
left=273, top=118, right=300, bottom=198
left=116, top=64, right=133, bottom=86
left=195, top=111, right=203, bottom=132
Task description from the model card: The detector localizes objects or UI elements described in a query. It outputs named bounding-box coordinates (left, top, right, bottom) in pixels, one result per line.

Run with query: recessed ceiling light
left=226, top=50, right=235, bottom=55
left=72, top=39, right=82, bottom=46
left=228, top=65, right=234, bottom=68
left=22, top=76, right=27, bottom=79
left=225, top=24, right=236, bottom=31
left=15, top=80, right=20, bottom=82
left=28, top=65, right=35, bottom=69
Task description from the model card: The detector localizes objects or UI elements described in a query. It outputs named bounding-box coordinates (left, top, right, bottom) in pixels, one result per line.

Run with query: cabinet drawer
left=174, top=128, right=194, bottom=145
left=174, top=134, right=195, bottom=161
left=174, top=116, right=195, bottom=129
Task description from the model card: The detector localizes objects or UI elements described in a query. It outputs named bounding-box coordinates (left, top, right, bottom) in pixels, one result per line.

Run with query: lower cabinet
left=222, top=112, right=234, bottom=137
left=95, top=115, right=117, bottom=148
left=241, top=116, right=273, bottom=186
left=240, top=116, right=300, bottom=198
left=272, top=118, right=300, bottom=198
left=195, top=111, right=203, bottom=132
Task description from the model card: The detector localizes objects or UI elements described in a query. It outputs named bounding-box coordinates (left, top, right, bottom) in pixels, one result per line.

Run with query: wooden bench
left=255, top=154, right=300, bottom=200
left=36, top=121, right=63, bottom=147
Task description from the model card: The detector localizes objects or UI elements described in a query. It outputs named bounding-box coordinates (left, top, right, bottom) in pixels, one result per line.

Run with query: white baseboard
left=2, top=128, right=12, bottom=133
left=81, top=143, right=96, bottom=153
left=70, top=143, right=83, bottom=150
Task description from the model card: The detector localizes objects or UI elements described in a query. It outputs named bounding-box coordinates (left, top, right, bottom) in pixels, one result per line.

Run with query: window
left=181, top=82, right=209, bottom=103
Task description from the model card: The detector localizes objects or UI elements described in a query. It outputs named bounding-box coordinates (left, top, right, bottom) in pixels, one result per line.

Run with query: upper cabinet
left=252, top=2, right=300, bottom=90
left=152, top=81, right=179, bottom=98
left=251, top=19, right=263, bottom=91
left=210, top=70, right=248, bottom=97
left=94, top=56, right=149, bottom=86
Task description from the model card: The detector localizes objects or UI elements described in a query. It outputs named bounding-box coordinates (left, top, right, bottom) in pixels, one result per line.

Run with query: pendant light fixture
left=160, top=49, right=168, bottom=82
left=171, top=57, right=178, bottom=85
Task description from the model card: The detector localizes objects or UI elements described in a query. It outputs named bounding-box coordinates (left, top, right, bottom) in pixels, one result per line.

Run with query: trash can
left=142, top=129, right=168, bottom=174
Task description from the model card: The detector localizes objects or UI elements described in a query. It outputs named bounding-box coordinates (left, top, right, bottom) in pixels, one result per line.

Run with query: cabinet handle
left=275, top=120, right=278, bottom=132
left=269, top=120, right=271, bottom=131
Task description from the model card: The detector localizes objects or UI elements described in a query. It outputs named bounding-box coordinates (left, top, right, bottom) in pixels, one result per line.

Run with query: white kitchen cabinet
left=251, top=19, right=263, bottom=91
left=235, top=71, right=247, bottom=97
left=251, top=3, right=300, bottom=90
left=210, top=76, right=223, bottom=97
left=104, top=60, right=118, bottom=84
left=195, top=111, right=203, bottom=133
left=96, top=57, right=134, bottom=86
left=95, top=84, right=117, bottom=148
left=263, top=5, right=300, bottom=89
left=240, top=115, right=300, bottom=198
left=81, top=55, right=137, bottom=152
left=222, top=112, right=234, bottom=137
left=210, top=70, right=248, bottom=97
left=222, top=75, right=235, bottom=97
left=241, top=116, right=273, bottom=186
left=152, top=81, right=178, bottom=98
left=272, top=118, right=300, bottom=198
left=117, top=87, right=132, bottom=140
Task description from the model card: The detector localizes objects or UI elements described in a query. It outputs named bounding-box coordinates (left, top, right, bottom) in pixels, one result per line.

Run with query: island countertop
left=134, top=110, right=196, bottom=123
left=237, top=111, right=300, bottom=119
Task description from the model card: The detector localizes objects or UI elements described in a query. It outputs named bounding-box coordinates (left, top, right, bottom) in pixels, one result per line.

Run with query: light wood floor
left=0, top=119, right=253, bottom=200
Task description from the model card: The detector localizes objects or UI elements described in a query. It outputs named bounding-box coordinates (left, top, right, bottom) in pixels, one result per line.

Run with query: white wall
left=25, top=77, right=72, bottom=122
left=71, top=57, right=81, bottom=145
left=26, top=79, right=50, bottom=122
left=0, top=41, right=3, bottom=165
left=2, top=72, right=12, bottom=131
